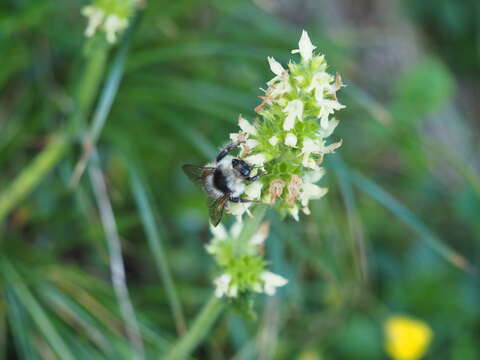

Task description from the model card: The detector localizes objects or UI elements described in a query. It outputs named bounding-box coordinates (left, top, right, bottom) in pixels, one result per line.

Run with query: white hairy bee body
left=204, top=155, right=245, bottom=198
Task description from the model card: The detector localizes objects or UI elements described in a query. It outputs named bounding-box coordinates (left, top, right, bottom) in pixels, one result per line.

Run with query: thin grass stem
left=129, top=167, right=187, bottom=335
left=70, top=15, right=140, bottom=187
left=88, top=153, right=145, bottom=359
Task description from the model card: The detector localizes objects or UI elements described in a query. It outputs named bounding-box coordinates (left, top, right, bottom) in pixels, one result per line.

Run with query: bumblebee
left=182, top=142, right=262, bottom=226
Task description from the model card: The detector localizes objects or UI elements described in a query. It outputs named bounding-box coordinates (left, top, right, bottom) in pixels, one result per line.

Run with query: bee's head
left=232, top=158, right=251, bottom=177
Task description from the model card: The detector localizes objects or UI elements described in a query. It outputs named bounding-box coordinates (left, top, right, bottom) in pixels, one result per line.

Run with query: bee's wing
left=208, top=195, right=229, bottom=227
left=182, top=164, right=214, bottom=189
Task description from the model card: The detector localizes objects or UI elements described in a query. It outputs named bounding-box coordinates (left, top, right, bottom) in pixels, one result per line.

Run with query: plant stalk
left=0, top=45, right=108, bottom=224
left=163, top=295, right=224, bottom=360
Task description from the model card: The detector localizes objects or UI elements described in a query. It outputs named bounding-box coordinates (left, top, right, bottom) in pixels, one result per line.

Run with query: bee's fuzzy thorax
left=216, top=155, right=245, bottom=197
left=204, top=155, right=246, bottom=198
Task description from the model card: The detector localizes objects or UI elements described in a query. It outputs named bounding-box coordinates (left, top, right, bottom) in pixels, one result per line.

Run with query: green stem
left=163, top=295, right=224, bottom=360
left=0, top=45, right=109, bottom=224
left=69, top=46, right=109, bottom=136
left=234, top=204, right=267, bottom=255
left=0, top=135, right=67, bottom=222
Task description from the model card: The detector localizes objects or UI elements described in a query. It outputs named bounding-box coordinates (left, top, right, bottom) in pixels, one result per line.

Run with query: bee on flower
left=182, top=30, right=344, bottom=303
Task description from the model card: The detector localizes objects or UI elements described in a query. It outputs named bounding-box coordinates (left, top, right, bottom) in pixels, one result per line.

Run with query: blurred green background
left=1, top=0, right=479, bottom=359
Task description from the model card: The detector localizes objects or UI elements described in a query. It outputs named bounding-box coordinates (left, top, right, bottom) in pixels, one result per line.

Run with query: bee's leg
left=216, top=142, right=241, bottom=162
left=229, top=196, right=256, bottom=203
left=246, top=173, right=261, bottom=182
left=246, top=169, right=265, bottom=182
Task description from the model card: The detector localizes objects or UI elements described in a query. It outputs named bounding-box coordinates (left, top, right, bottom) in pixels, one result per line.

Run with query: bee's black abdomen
left=213, top=168, right=230, bottom=194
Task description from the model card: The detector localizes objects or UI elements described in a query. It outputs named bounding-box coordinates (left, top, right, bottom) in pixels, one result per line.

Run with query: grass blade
left=2, top=260, right=76, bottom=360
left=129, top=165, right=187, bottom=335
left=0, top=134, right=66, bottom=224
left=347, top=167, right=476, bottom=274
left=330, top=157, right=370, bottom=285
left=4, top=286, right=40, bottom=360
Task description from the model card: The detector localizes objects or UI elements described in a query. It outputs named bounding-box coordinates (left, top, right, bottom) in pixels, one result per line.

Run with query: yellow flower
left=384, top=316, right=433, bottom=360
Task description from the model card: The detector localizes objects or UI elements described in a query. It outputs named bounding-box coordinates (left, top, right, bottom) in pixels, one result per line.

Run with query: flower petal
left=300, top=182, right=328, bottom=207
left=210, top=223, right=228, bottom=240
left=213, top=274, right=231, bottom=298
left=291, top=30, right=316, bottom=61
left=267, top=56, right=284, bottom=76
left=227, top=202, right=251, bottom=217
left=238, top=115, right=257, bottom=135
left=250, top=222, right=269, bottom=246
left=245, top=153, right=266, bottom=166
left=261, top=271, right=288, bottom=295
left=268, top=136, right=279, bottom=146
left=285, top=133, right=298, bottom=147
left=283, top=99, right=304, bottom=131
left=244, top=181, right=263, bottom=200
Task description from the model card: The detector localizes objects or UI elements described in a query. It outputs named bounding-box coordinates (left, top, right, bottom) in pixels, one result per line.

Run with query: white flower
left=304, top=167, right=325, bottom=183
left=289, top=205, right=299, bottom=221
left=227, top=202, right=252, bottom=217
left=209, top=223, right=227, bottom=241
left=283, top=99, right=304, bottom=130
left=291, top=30, right=316, bottom=61
left=238, top=115, right=257, bottom=135
left=267, top=56, right=285, bottom=76
left=318, top=98, right=345, bottom=129
left=300, top=182, right=328, bottom=217
left=300, top=138, right=322, bottom=167
left=267, top=73, right=292, bottom=98
left=261, top=271, right=288, bottom=295
left=322, top=139, right=343, bottom=154
left=82, top=6, right=105, bottom=37
left=245, top=153, right=266, bottom=166
left=229, top=132, right=241, bottom=142
left=268, top=136, right=279, bottom=146
left=81, top=4, right=130, bottom=44
left=214, top=274, right=232, bottom=297
left=302, top=138, right=322, bottom=153
left=285, top=133, right=297, bottom=147
left=244, top=181, right=263, bottom=200
left=295, top=75, right=305, bottom=83
left=103, top=14, right=128, bottom=43
left=250, top=222, right=269, bottom=246
left=300, top=182, right=328, bottom=207
left=206, top=224, right=227, bottom=255
left=245, top=139, right=258, bottom=149
left=307, top=72, right=333, bottom=96
left=317, top=118, right=339, bottom=139
left=230, top=221, right=243, bottom=238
